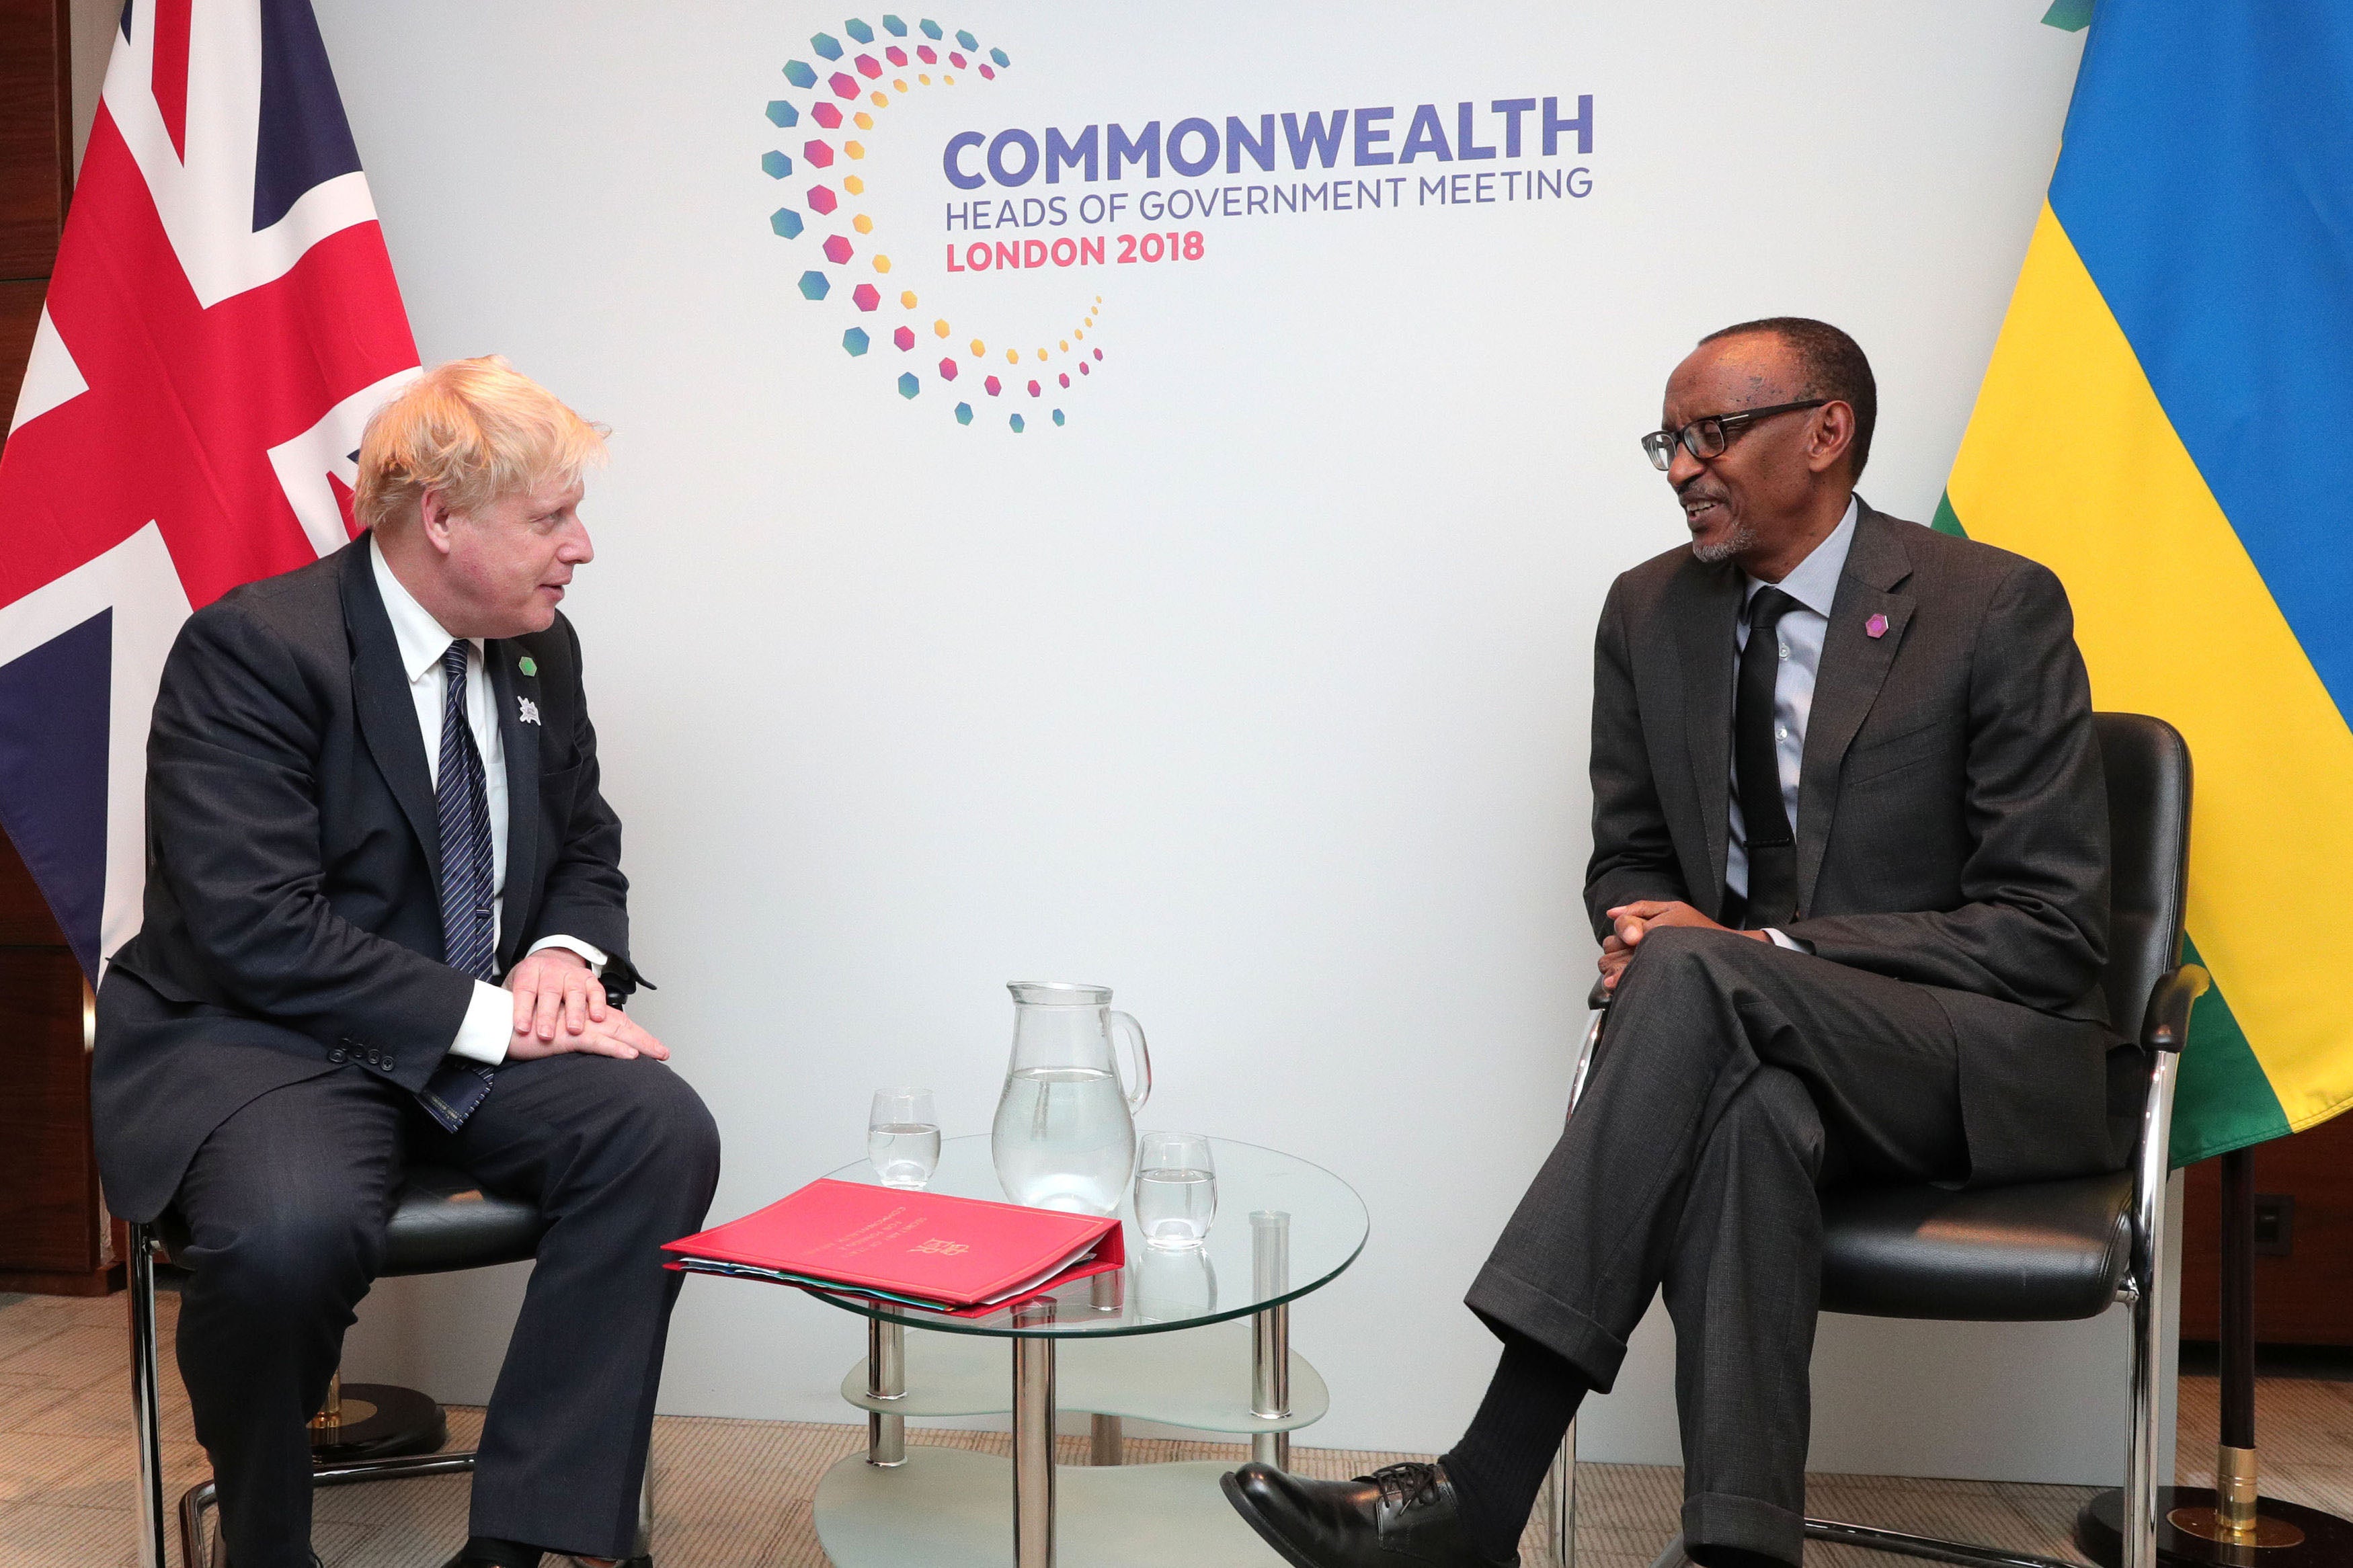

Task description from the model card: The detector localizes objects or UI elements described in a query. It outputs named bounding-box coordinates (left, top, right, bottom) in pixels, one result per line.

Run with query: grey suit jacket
left=1585, top=502, right=2120, bottom=1183
left=93, top=536, right=642, bottom=1222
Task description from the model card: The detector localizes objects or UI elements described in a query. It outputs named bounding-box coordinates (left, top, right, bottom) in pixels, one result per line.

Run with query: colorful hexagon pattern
left=765, top=24, right=1060, bottom=434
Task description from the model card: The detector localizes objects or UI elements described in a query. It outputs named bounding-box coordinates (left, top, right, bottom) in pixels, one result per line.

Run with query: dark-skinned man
left=1223, top=319, right=2122, bottom=1568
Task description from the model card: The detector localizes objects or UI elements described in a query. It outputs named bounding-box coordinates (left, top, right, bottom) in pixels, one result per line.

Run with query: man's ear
left=416, top=490, right=459, bottom=558
left=1805, top=401, right=1857, bottom=477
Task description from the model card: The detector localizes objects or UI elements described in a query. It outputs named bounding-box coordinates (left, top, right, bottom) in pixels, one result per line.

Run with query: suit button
left=328, top=1049, right=347, bottom=1064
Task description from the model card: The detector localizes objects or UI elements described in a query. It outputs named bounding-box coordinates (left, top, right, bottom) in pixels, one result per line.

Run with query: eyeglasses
left=1640, top=399, right=1829, bottom=471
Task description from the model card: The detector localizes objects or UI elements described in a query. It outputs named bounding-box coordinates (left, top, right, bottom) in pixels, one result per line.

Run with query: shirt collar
left=1745, top=495, right=1860, bottom=618
left=369, top=532, right=478, bottom=685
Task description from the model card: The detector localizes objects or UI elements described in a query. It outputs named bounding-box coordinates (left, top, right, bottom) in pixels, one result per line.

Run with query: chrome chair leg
left=128, top=1225, right=171, bottom=1568
left=1546, top=1417, right=1577, bottom=1568
left=633, top=1453, right=654, bottom=1558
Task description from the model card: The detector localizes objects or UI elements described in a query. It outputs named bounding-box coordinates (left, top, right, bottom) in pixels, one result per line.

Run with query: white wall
left=192, top=0, right=2165, bottom=1481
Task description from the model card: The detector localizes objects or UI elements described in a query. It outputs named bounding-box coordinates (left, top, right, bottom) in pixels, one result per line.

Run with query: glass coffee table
left=793, top=1134, right=1366, bottom=1568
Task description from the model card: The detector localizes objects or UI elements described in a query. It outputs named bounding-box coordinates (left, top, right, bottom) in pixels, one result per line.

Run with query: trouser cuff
left=1683, top=1490, right=1804, bottom=1568
left=1464, top=1264, right=1628, bottom=1394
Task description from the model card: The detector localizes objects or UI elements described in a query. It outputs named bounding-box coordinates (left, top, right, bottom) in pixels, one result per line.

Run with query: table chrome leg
left=1090, top=1413, right=1123, bottom=1465
left=1252, top=1210, right=1293, bottom=1469
left=867, top=1314, right=906, bottom=1468
left=1013, top=1299, right=1058, bottom=1568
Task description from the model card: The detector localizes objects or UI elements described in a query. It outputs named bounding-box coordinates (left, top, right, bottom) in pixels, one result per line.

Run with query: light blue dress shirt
left=1725, top=496, right=1860, bottom=932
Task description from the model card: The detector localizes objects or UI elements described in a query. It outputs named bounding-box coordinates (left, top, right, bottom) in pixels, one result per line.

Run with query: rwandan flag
left=1937, top=3, right=2353, bottom=1163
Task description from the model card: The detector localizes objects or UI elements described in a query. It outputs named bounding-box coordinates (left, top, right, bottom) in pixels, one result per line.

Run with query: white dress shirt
left=369, top=538, right=606, bottom=1065
left=1726, top=495, right=1860, bottom=946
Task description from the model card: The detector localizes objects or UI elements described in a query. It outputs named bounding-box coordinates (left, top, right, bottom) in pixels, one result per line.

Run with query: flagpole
left=2075, top=1149, right=2353, bottom=1567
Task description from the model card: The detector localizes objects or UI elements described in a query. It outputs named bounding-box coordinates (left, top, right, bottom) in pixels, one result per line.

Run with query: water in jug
left=991, top=982, right=1152, bottom=1214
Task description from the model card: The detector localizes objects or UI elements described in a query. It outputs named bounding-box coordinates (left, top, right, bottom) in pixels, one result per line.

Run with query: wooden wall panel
left=0, top=0, right=71, bottom=279
left=2180, top=1114, right=2353, bottom=1346
left=0, top=274, right=45, bottom=444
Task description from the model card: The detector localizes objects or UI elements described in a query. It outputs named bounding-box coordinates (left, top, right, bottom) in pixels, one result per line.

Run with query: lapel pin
left=518, top=655, right=537, bottom=677
left=518, top=696, right=541, bottom=726
left=1865, top=612, right=1889, bottom=640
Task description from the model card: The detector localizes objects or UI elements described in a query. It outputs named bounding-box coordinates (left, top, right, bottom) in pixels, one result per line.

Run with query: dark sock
left=1689, top=1548, right=1792, bottom=1568
left=460, top=1538, right=543, bottom=1568
left=1441, top=1331, right=1589, bottom=1562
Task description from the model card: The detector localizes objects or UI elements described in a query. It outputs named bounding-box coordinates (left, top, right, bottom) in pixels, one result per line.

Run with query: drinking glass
left=868, top=1089, right=941, bottom=1189
left=1134, top=1130, right=1217, bottom=1249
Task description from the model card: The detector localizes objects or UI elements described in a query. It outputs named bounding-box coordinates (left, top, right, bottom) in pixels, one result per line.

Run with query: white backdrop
left=207, top=0, right=2182, bottom=1481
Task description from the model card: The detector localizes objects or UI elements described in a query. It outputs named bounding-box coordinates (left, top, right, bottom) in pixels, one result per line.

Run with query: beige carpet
left=3, top=1288, right=2349, bottom=1568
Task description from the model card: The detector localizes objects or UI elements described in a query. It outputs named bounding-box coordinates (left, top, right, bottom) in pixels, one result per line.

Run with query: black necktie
left=419, top=640, right=498, bottom=1132
left=1734, top=587, right=1800, bottom=928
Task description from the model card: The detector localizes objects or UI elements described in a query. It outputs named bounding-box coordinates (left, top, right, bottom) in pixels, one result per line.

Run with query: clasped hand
left=504, top=948, right=670, bottom=1061
left=1597, top=899, right=1769, bottom=992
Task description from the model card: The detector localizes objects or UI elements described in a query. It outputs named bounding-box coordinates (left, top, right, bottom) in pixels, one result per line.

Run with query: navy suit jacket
left=93, top=535, right=641, bottom=1221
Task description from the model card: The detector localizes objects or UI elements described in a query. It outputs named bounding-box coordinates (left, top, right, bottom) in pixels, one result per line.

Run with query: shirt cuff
left=525, top=934, right=608, bottom=975
left=448, top=980, right=514, bottom=1065
left=1765, top=927, right=1804, bottom=952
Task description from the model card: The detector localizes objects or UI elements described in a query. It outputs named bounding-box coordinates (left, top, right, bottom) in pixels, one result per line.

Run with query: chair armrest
left=1587, top=975, right=1613, bottom=1012
left=2139, top=964, right=2210, bottom=1054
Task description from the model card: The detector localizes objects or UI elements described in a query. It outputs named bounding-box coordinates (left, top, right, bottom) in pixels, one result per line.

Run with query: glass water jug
left=990, top=981, right=1152, bottom=1214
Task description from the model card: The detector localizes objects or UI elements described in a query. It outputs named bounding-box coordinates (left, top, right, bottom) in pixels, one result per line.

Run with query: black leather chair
left=1540, top=711, right=2204, bottom=1568
left=128, top=1163, right=651, bottom=1568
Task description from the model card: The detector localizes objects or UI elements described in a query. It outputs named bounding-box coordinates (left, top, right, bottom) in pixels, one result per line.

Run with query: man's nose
left=560, top=521, right=594, bottom=564
left=1667, top=438, right=1705, bottom=488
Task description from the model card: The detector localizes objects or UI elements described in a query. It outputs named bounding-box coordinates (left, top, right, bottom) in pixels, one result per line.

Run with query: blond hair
left=356, top=356, right=608, bottom=534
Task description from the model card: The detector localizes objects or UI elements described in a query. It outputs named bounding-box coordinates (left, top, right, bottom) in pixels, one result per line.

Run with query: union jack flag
left=0, top=0, right=418, bottom=979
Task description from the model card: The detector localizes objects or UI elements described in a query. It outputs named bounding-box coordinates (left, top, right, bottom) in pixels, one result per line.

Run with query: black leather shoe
left=1221, top=1460, right=1519, bottom=1567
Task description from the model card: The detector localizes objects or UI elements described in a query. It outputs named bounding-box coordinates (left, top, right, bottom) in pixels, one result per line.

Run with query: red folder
left=663, top=1178, right=1124, bottom=1314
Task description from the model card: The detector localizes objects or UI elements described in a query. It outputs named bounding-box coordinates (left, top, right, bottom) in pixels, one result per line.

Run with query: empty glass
left=1134, top=1131, right=1216, bottom=1249
left=869, top=1089, right=941, bottom=1189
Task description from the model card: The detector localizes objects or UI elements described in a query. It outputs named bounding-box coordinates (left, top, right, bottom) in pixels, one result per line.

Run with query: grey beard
left=1690, top=520, right=1756, bottom=564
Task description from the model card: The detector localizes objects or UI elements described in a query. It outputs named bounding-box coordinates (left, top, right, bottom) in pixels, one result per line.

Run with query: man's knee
left=188, top=1191, right=386, bottom=1321
left=606, top=1061, right=723, bottom=1197
left=1709, top=1066, right=1827, bottom=1173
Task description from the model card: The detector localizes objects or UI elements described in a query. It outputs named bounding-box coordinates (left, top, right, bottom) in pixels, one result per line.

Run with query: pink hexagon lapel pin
left=1865, top=612, right=1890, bottom=639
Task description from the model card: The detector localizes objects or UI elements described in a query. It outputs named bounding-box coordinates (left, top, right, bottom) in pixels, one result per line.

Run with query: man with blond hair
left=94, top=358, right=719, bottom=1568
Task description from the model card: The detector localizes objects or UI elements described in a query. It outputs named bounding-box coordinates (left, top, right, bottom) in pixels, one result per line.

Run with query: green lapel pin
left=518, top=655, right=537, bottom=677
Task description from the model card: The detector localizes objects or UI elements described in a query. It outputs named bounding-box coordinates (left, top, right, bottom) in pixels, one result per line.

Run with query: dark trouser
left=171, top=1053, right=721, bottom=1568
left=1467, top=925, right=2104, bottom=1567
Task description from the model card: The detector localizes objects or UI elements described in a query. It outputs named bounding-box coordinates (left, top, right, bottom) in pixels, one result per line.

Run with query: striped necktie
left=418, top=639, right=499, bottom=1130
